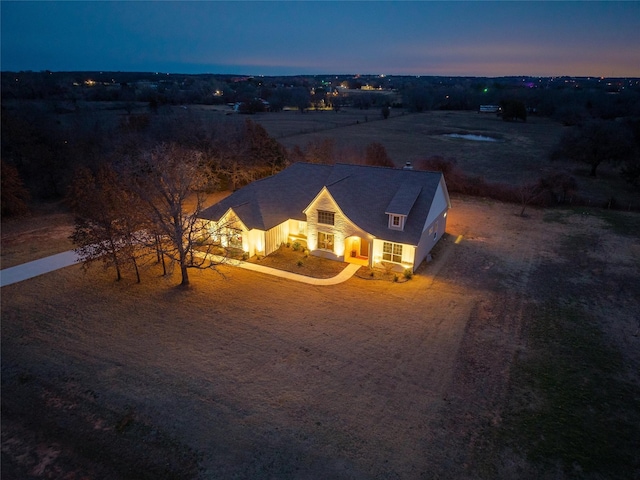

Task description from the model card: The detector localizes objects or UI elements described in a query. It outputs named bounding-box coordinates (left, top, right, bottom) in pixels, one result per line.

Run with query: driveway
left=0, top=251, right=80, bottom=287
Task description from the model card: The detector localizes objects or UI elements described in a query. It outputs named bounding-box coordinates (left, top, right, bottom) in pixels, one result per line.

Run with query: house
left=199, top=163, right=451, bottom=273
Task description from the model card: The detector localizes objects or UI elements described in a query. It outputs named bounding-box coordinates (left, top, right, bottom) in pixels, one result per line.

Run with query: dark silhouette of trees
left=500, top=99, right=527, bottom=122
left=554, top=120, right=635, bottom=177
left=267, top=87, right=291, bottom=112
left=244, top=119, right=288, bottom=174
left=1, top=160, right=30, bottom=216
left=302, top=138, right=336, bottom=164
left=620, top=118, right=640, bottom=186
left=365, top=142, right=394, bottom=167
left=311, top=87, right=327, bottom=110
left=539, top=172, right=578, bottom=203
left=291, top=87, right=311, bottom=113
left=1, top=106, right=71, bottom=199
left=404, top=86, right=433, bottom=112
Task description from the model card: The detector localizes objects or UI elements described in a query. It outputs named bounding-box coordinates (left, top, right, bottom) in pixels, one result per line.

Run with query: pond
left=443, top=133, right=501, bottom=142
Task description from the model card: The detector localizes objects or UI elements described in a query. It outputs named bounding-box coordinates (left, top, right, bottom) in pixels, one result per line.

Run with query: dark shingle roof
left=385, top=184, right=422, bottom=216
left=199, top=163, right=332, bottom=229
left=200, top=163, right=445, bottom=245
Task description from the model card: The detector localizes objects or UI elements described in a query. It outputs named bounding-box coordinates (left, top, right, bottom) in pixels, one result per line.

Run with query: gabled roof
left=200, top=163, right=447, bottom=245
left=200, top=163, right=332, bottom=230
left=320, top=164, right=444, bottom=244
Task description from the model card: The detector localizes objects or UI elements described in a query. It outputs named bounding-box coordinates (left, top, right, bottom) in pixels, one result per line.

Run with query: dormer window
left=388, top=214, right=405, bottom=231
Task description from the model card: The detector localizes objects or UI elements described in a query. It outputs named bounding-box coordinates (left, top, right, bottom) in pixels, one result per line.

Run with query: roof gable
left=322, top=164, right=444, bottom=244
left=200, top=163, right=447, bottom=244
left=200, top=163, right=332, bottom=230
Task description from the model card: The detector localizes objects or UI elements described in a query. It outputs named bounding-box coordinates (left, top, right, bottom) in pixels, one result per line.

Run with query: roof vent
left=403, top=161, right=413, bottom=170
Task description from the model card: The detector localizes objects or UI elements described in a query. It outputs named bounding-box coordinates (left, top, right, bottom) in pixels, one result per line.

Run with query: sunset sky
left=2, top=1, right=639, bottom=77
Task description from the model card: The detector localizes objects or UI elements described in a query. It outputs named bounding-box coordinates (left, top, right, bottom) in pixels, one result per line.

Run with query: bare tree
left=69, top=165, right=148, bottom=282
left=1, top=160, right=30, bottom=216
left=365, top=142, right=394, bottom=167
left=127, top=143, right=221, bottom=286
left=517, top=181, right=545, bottom=217
left=555, top=120, right=635, bottom=177
left=304, top=138, right=335, bottom=164
left=210, top=121, right=252, bottom=190
left=244, top=119, right=288, bottom=175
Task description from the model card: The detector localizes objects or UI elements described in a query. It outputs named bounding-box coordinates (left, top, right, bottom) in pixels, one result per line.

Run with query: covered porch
left=344, top=235, right=371, bottom=268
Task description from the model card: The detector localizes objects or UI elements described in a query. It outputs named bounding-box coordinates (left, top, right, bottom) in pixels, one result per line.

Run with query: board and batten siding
left=264, top=220, right=290, bottom=256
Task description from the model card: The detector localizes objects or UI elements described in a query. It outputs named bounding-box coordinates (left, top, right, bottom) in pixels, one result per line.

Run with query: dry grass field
left=184, top=106, right=639, bottom=209
left=2, top=195, right=639, bottom=479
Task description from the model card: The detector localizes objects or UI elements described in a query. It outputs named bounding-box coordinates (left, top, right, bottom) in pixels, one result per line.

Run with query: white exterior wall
left=246, top=229, right=265, bottom=257
left=288, top=219, right=307, bottom=237
left=305, top=188, right=368, bottom=261
left=209, top=208, right=250, bottom=251
left=424, top=180, right=450, bottom=227
left=414, top=180, right=450, bottom=271
left=371, top=239, right=416, bottom=270
left=414, top=212, right=447, bottom=270
left=264, top=220, right=290, bottom=256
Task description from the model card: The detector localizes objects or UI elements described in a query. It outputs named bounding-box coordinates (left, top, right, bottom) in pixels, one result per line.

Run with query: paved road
left=0, top=251, right=81, bottom=287
left=1, top=250, right=360, bottom=288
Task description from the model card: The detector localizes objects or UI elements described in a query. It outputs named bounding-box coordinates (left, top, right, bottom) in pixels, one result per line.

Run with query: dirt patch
left=247, top=244, right=349, bottom=279
left=2, top=195, right=639, bottom=479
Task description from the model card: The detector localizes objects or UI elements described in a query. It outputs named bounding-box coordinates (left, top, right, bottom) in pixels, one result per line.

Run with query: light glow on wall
left=334, top=235, right=345, bottom=257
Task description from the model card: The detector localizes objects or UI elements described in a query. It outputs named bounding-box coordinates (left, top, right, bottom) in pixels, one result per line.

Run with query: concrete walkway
left=0, top=251, right=81, bottom=287
left=1, top=250, right=361, bottom=288
left=195, top=252, right=362, bottom=286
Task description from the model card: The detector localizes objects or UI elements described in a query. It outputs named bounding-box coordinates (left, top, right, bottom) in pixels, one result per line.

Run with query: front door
left=360, top=239, right=369, bottom=257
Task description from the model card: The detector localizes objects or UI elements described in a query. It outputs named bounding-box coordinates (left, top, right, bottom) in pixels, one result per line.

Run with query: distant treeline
left=3, top=71, right=640, bottom=122
left=1, top=71, right=639, bottom=216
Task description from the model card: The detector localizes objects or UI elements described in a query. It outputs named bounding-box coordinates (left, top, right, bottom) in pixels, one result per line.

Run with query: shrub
left=393, top=274, right=399, bottom=282
left=382, top=262, right=394, bottom=275
left=242, top=252, right=249, bottom=261
left=292, top=241, right=301, bottom=251
left=403, top=268, right=413, bottom=280
left=297, top=260, right=304, bottom=267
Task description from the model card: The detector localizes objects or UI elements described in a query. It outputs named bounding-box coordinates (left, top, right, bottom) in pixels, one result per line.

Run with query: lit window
left=318, top=210, right=335, bottom=225
left=388, top=214, right=404, bottom=230
left=318, top=232, right=334, bottom=251
left=382, top=242, right=403, bottom=263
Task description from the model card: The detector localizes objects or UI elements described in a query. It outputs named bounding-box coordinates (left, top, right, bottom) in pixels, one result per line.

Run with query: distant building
left=478, top=105, right=502, bottom=114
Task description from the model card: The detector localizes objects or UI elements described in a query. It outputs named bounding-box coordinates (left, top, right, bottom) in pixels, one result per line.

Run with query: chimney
left=403, top=161, right=413, bottom=170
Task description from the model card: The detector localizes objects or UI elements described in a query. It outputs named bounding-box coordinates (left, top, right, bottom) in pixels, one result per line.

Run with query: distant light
left=483, top=88, right=488, bottom=93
